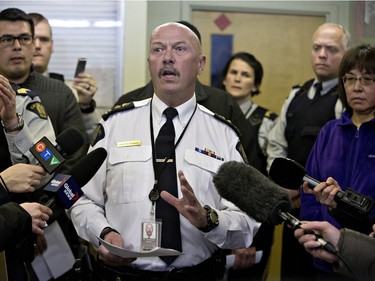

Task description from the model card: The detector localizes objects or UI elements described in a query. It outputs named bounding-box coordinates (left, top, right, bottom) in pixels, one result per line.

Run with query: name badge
left=117, top=140, right=141, bottom=147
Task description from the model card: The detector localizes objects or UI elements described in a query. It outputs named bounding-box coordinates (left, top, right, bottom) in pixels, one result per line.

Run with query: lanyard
left=148, top=99, right=197, bottom=205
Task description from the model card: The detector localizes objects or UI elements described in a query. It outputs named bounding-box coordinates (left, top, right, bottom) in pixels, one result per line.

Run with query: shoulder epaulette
left=102, top=102, right=135, bottom=121
left=15, top=88, right=37, bottom=99
left=292, top=84, right=302, bottom=89
left=213, top=113, right=241, bottom=137
left=264, top=110, right=278, bottom=120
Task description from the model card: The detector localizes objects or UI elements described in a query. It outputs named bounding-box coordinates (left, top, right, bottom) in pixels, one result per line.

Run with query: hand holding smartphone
left=74, top=58, right=87, bottom=78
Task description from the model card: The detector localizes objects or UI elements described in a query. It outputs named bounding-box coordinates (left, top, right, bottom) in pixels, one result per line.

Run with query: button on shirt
left=69, top=94, right=260, bottom=271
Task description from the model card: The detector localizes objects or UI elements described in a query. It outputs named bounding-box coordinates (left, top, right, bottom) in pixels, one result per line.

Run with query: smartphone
left=74, top=58, right=87, bottom=78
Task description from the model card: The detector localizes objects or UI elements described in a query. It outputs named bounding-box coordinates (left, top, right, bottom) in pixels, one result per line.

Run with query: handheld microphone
left=213, top=161, right=338, bottom=255
left=29, top=127, right=84, bottom=174
left=269, top=157, right=373, bottom=217
left=44, top=147, right=107, bottom=208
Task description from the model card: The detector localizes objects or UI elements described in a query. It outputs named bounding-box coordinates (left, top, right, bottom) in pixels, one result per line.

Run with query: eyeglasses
left=0, top=34, right=33, bottom=47
left=342, top=75, right=375, bottom=87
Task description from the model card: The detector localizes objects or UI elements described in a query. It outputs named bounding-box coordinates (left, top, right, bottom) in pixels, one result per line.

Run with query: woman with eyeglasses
left=300, top=44, right=375, bottom=280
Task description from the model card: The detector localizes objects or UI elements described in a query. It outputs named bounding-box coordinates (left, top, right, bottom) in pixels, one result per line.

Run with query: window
left=1, top=1, right=124, bottom=108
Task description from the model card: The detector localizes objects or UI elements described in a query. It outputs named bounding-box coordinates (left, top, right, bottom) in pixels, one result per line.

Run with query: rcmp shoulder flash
left=26, top=102, right=48, bottom=119
left=236, top=142, right=248, bottom=164
left=102, top=102, right=135, bottom=121
left=91, top=123, right=105, bottom=147
left=16, top=88, right=37, bottom=99
left=213, top=113, right=241, bottom=137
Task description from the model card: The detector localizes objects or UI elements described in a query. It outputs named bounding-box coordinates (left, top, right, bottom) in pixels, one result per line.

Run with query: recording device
left=44, top=147, right=107, bottom=208
left=74, top=58, right=87, bottom=78
left=269, top=157, right=373, bottom=218
left=29, top=127, right=84, bottom=174
left=213, top=161, right=337, bottom=254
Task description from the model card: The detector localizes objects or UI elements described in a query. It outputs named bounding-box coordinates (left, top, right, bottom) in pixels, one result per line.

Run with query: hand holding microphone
left=269, top=157, right=373, bottom=218
left=0, top=163, right=46, bottom=193
left=213, top=161, right=337, bottom=254
left=20, top=202, right=53, bottom=235
left=294, top=221, right=340, bottom=263
left=302, top=176, right=341, bottom=209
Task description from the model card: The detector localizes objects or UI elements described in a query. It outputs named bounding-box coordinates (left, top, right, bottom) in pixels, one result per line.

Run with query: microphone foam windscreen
left=213, top=161, right=291, bottom=225
left=268, top=158, right=306, bottom=190
left=69, top=147, right=107, bottom=187
left=55, top=127, right=85, bottom=155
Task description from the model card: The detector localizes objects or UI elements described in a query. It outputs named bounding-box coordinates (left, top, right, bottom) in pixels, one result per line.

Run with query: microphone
left=269, top=157, right=373, bottom=217
left=213, top=161, right=338, bottom=254
left=29, top=127, right=84, bottom=174
left=213, top=161, right=291, bottom=225
left=44, top=147, right=107, bottom=208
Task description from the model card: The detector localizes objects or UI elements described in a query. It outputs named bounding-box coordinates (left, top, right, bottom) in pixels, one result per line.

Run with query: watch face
left=209, top=209, right=219, bottom=226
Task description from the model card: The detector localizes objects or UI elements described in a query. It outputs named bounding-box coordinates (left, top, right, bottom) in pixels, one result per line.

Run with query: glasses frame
left=342, top=75, right=375, bottom=87
left=0, top=34, right=34, bottom=47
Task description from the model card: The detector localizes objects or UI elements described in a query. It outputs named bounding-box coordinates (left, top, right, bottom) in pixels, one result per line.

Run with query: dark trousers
left=97, top=256, right=222, bottom=281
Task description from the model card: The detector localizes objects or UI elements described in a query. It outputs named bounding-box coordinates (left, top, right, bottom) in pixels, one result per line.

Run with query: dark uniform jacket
left=285, top=79, right=338, bottom=166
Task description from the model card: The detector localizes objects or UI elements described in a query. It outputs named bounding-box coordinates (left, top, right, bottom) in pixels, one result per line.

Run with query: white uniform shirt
left=69, top=94, right=260, bottom=271
left=266, top=78, right=343, bottom=171
left=5, top=89, right=56, bottom=165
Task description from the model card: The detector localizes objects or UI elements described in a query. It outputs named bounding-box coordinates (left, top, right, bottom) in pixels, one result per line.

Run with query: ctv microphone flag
left=29, top=136, right=66, bottom=174
left=44, top=174, right=83, bottom=208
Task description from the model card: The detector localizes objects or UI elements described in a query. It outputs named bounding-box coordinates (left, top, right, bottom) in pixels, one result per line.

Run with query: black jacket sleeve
left=0, top=202, right=32, bottom=252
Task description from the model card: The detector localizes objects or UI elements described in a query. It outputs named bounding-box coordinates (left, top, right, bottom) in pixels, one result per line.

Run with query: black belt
left=97, top=255, right=223, bottom=281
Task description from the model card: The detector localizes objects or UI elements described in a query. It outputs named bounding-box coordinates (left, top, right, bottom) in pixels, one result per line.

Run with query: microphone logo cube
left=29, top=136, right=66, bottom=174
left=44, top=174, right=83, bottom=208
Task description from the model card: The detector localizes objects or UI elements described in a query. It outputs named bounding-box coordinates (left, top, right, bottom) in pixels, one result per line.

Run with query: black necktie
left=155, top=107, right=182, bottom=265
left=313, top=82, right=322, bottom=100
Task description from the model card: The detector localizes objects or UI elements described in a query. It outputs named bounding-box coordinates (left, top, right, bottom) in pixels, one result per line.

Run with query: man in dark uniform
left=267, top=23, right=350, bottom=281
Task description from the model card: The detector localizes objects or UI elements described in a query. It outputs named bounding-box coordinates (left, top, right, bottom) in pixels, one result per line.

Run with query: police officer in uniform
left=266, top=23, right=350, bottom=281
left=69, top=22, right=260, bottom=281
left=0, top=75, right=55, bottom=171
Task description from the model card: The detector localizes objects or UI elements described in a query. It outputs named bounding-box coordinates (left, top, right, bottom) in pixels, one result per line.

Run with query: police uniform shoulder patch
left=91, top=123, right=105, bottom=147
left=26, top=102, right=48, bottom=119
left=213, top=113, right=241, bottom=137
left=102, top=102, right=135, bottom=121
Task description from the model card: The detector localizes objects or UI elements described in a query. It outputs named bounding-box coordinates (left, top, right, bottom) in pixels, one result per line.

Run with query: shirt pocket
left=107, top=145, right=152, bottom=204
left=183, top=149, right=224, bottom=201
left=184, top=149, right=223, bottom=173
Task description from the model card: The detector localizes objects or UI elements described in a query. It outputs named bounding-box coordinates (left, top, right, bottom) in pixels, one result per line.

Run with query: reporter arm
left=334, top=228, right=375, bottom=280
left=0, top=202, right=32, bottom=251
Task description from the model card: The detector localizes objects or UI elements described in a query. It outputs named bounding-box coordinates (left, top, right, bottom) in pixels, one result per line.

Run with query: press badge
left=141, top=219, right=161, bottom=251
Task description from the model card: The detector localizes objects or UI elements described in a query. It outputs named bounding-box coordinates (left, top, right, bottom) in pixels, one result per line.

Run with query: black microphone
left=213, top=161, right=291, bottom=225
left=269, top=157, right=373, bottom=217
left=29, top=127, right=84, bottom=174
left=44, top=147, right=107, bottom=208
left=213, top=161, right=338, bottom=255
left=55, top=127, right=85, bottom=157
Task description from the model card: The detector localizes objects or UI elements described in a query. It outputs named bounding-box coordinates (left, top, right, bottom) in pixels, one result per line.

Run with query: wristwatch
left=1, top=113, right=24, bottom=133
left=198, top=205, right=219, bottom=232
